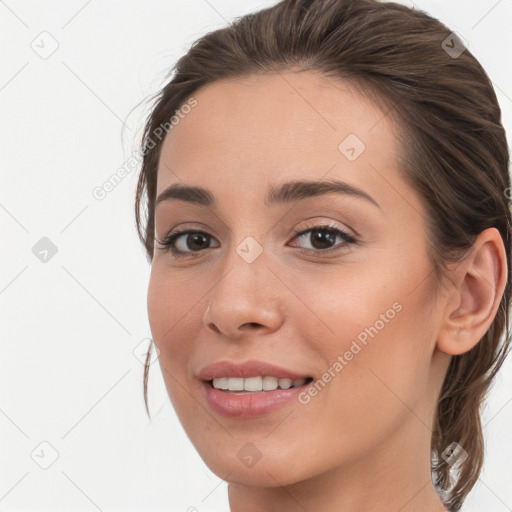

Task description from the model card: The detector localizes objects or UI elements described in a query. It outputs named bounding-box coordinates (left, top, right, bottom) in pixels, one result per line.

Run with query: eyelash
left=155, top=222, right=357, bottom=259
left=292, top=222, right=357, bottom=254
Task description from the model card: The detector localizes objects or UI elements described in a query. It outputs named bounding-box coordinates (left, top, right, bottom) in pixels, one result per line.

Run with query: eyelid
left=155, top=222, right=218, bottom=244
left=156, top=219, right=357, bottom=259
left=287, top=221, right=357, bottom=254
left=293, top=218, right=355, bottom=239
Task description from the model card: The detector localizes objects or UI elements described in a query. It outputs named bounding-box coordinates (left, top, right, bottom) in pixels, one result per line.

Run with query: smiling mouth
left=207, top=376, right=314, bottom=393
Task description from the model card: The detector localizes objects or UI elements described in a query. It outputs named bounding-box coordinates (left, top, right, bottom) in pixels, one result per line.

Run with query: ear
left=437, top=227, right=508, bottom=356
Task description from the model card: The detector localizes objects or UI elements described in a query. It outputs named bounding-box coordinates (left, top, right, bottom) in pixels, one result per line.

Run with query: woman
left=134, top=0, right=511, bottom=510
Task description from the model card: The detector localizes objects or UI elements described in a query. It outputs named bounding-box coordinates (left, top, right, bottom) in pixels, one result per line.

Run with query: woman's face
left=147, top=71, right=450, bottom=488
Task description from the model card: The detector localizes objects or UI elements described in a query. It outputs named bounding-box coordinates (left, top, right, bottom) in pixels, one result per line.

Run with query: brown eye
left=299, top=228, right=338, bottom=250
left=175, top=232, right=211, bottom=252
left=157, top=230, right=220, bottom=257
left=289, top=223, right=356, bottom=255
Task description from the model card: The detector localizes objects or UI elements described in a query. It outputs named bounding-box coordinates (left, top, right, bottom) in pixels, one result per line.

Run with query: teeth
left=279, top=378, right=292, bottom=389
left=262, top=376, right=278, bottom=390
left=212, top=377, right=229, bottom=390
left=244, top=376, right=262, bottom=391
left=229, top=377, right=244, bottom=391
left=212, top=376, right=307, bottom=392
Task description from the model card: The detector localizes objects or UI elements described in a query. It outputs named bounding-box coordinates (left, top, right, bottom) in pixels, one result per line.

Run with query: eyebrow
left=155, top=179, right=380, bottom=209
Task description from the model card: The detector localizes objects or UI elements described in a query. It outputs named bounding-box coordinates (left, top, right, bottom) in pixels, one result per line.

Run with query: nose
left=202, top=248, right=284, bottom=340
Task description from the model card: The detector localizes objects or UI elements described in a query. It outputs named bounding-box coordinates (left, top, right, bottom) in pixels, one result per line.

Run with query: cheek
left=147, top=269, right=207, bottom=424
left=287, top=264, right=403, bottom=356
left=296, top=242, right=436, bottom=353
left=300, top=280, right=435, bottom=436
left=292, top=260, right=436, bottom=408
left=147, top=269, right=204, bottom=374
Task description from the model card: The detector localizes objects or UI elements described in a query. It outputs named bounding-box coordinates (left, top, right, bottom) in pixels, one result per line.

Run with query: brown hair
left=134, top=1, right=512, bottom=509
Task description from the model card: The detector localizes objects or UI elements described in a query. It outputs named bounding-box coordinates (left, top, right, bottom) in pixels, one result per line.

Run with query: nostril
left=207, top=323, right=221, bottom=334
left=240, top=322, right=263, bottom=329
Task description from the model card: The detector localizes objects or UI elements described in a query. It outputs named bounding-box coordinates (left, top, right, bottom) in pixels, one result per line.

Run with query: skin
left=147, top=70, right=507, bottom=511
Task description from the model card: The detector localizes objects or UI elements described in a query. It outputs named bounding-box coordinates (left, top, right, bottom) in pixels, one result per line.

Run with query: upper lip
left=197, top=359, right=311, bottom=381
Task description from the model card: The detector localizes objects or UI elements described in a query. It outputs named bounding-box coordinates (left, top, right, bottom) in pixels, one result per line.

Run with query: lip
left=196, top=359, right=311, bottom=381
left=197, top=359, right=313, bottom=418
left=202, top=381, right=312, bottom=418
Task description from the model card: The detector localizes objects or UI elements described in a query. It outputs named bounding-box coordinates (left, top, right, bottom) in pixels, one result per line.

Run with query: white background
left=0, top=1, right=511, bottom=511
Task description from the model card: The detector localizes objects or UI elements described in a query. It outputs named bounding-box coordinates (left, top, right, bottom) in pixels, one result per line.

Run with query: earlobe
left=437, top=228, right=507, bottom=356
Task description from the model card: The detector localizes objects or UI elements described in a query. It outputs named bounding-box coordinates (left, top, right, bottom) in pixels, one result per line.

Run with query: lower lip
left=202, top=381, right=309, bottom=418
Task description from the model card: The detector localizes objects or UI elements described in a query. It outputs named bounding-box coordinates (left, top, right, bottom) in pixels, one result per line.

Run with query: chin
left=195, top=441, right=313, bottom=488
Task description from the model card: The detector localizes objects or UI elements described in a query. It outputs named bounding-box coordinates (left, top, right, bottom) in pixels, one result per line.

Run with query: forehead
left=156, top=71, right=402, bottom=200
